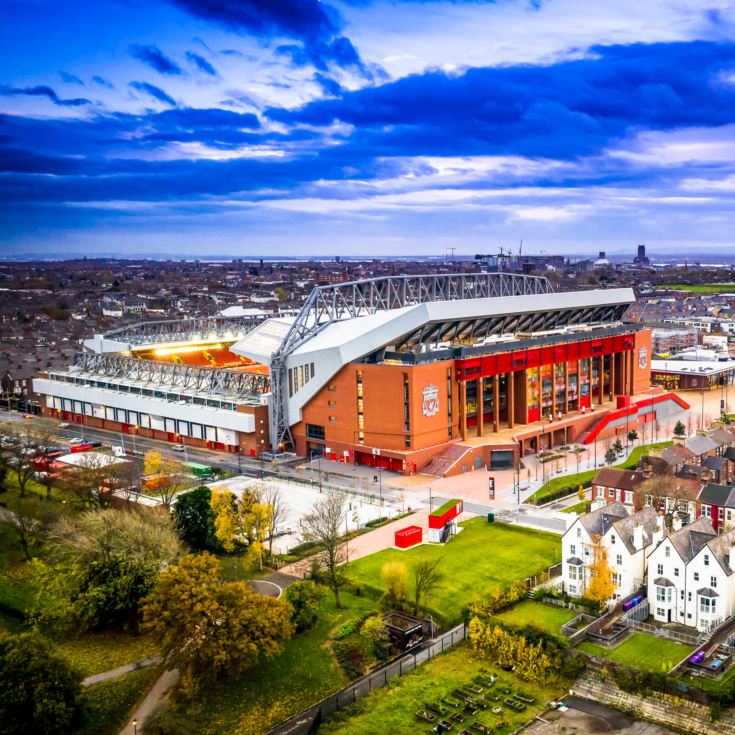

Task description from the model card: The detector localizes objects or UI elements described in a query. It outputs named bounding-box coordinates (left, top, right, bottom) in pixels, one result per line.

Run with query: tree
left=61, top=452, right=122, bottom=508
left=381, top=560, right=408, bottom=608
left=604, top=447, right=617, bottom=465
left=0, top=419, right=57, bottom=498
left=173, top=486, right=217, bottom=551
left=261, top=481, right=287, bottom=557
left=300, top=493, right=348, bottom=608
left=673, top=420, right=686, bottom=438
left=585, top=535, right=614, bottom=604
left=36, top=509, right=182, bottom=631
left=210, top=486, right=273, bottom=570
left=0, top=630, right=85, bottom=735
left=412, top=559, right=443, bottom=615
left=141, top=552, right=294, bottom=694
left=613, top=438, right=623, bottom=455
left=284, top=580, right=325, bottom=632
left=143, top=451, right=191, bottom=508
left=636, top=475, right=689, bottom=526
left=361, top=614, right=389, bottom=656
left=627, top=429, right=638, bottom=444
left=577, top=485, right=586, bottom=503
left=4, top=494, right=48, bottom=561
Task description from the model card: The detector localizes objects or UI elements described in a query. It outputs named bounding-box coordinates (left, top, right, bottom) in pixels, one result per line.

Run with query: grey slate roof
left=579, top=500, right=629, bottom=539
left=709, top=428, right=734, bottom=447
left=661, top=444, right=696, bottom=466
left=703, top=526, right=735, bottom=576
left=697, top=483, right=735, bottom=508
left=697, top=587, right=719, bottom=597
left=667, top=516, right=716, bottom=564
left=608, top=506, right=660, bottom=555
left=724, top=447, right=735, bottom=463
left=685, top=434, right=719, bottom=457
left=704, top=456, right=728, bottom=471
left=567, top=556, right=583, bottom=565
left=654, top=577, right=675, bottom=587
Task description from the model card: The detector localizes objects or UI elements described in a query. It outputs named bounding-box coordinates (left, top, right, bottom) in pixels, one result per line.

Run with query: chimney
left=672, top=516, right=683, bottom=532
left=633, top=523, right=644, bottom=551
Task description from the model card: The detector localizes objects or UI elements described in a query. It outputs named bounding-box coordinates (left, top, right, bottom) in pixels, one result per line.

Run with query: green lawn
left=319, top=642, right=564, bottom=735
left=81, top=666, right=160, bottom=735
left=662, top=283, right=735, bottom=294
left=578, top=632, right=693, bottom=673
left=561, top=500, right=591, bottom=514
left=493, top=600, right=576, bottom=636
left=166, top=590, right=379, bottom=735
left=348, top=520, right=560, bottom=626
left=528, top=441, right=673, bottom=504
left=55, top=631, right=160, bottom=679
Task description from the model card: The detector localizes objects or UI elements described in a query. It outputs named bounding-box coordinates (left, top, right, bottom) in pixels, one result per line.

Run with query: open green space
left=348, top=520, right=560, bottom=626
left=662, top=283, right=735, bottom=294
left=165, top=591, right=377, bottom=735
left=319, top=642, right=564, bottom=735
left=81, top=666, right=161, bottom=735
left=561, top=500, right=591, bottom=514
left=578, top=631, right=693, bottom=673
left=493, top=599, right=576, bottom=636
left=528, top=441, right=673, bottom=504
left=682, top=661, right=735, bottom=695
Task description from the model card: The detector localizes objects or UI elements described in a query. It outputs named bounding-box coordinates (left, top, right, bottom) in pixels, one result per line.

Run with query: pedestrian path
left=82, top=656, right=162, bottom=687
left=117, top=669, right=179, bottom=735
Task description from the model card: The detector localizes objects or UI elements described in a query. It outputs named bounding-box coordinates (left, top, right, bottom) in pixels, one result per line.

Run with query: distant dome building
left=594, top=251, right=612, bottom=269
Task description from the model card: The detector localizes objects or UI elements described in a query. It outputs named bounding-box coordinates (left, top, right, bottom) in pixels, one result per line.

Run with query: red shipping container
left=394, top=526, right=423, bottom=549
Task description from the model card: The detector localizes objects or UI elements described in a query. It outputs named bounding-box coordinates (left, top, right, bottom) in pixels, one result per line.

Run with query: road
left=0, top=409, right=406, bottom=501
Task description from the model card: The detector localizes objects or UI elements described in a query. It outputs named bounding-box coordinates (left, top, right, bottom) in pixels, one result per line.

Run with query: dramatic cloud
left=185, top=51, right=218, bottom=76
left=0, top=84, right=92, bottom=107
left=129, top=44, right=182, bottom=75
left=129, top=81, right=177, bottom=106
left=168, top=0, right=374, bottom=76
left=93, top=76, right=115, bottom=89
left=59, top=70, right=85, bottom=86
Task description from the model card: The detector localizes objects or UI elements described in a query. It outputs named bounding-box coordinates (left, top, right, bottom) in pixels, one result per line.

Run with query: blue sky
left=2, top=0, right=735, bottom=257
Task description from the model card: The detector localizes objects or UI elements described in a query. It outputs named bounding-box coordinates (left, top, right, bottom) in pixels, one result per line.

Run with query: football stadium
left=33, top=273, right=687, bottom=476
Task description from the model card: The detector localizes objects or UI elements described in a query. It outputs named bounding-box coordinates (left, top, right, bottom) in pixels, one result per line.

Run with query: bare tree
left=62, top=452, right=118, bottom=508
left=635, top=475, right=690, bottom=526
left=413, top=559, right=443, bottom=616
left=0, top=420, right=57, bottom=497
left=261, top=481, right=287, bottom=557
left=301, top=493, right=347, bottom=608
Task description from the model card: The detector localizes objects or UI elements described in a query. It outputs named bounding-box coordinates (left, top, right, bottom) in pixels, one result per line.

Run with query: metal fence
left=266, top=624, right=467, bottom=735
left=622, top=616, right=701, bottom=647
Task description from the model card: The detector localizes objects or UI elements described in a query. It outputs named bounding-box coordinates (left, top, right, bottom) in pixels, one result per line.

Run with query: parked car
left=58, top=422, right=69, bottom=428
left=171, top=444, right=186, bottom=452
left=69, top=437, right=84, bottom=445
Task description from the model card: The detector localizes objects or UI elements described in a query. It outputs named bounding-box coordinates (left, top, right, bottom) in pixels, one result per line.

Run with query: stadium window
left=310, top=363, right=315, bottom=379
left=306, top=424, right=326, bottom=441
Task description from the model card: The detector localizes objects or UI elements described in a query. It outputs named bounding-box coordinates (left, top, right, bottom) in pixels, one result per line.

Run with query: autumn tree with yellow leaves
left=210, top=485, right=273, bottom=571
left=584, top=533, right=615, bottom=604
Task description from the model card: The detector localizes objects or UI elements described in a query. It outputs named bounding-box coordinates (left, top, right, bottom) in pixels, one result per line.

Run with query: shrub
left=284, top=581, right=325, bottom=632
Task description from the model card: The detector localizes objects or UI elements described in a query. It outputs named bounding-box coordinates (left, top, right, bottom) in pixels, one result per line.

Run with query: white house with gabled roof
left=562, top=501, right=662, bottom=603
left=647, top=517, right=735, bottom=631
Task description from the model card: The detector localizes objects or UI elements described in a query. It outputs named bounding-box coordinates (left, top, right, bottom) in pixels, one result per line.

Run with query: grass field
left=348, top=520, right=560, bottom=626
left=578, top=632, right=693, bottom=673
left=319, top=643, right=564, bottom=735
left=528, top=441, right=673, bottom=504
left=493, top=600, right=576, bottom=636
left=561, top=500, right=591, bottom=514
left=167, top=590, right=378, bottom=735
left=663, top=283, right=735, bottom=294
left=81, top=666, right=160, bottom=735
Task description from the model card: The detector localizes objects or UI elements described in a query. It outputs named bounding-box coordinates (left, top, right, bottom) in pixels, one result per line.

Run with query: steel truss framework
left=71, top=352, right=269, bottom=398
left=101, top=315, right=268, bottom=346
left=270, top=272, right=555, bottom=450
left=393, top=303, right=629, bottom=351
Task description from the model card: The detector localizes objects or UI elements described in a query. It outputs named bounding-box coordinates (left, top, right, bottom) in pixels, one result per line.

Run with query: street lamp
left=310, top=449, right=322, bottom=492
left=132, top=718, right=138, bottom=735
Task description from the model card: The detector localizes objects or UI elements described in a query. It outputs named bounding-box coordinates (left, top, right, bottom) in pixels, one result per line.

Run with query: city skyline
left=2, top=0, right=735, bottom=256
